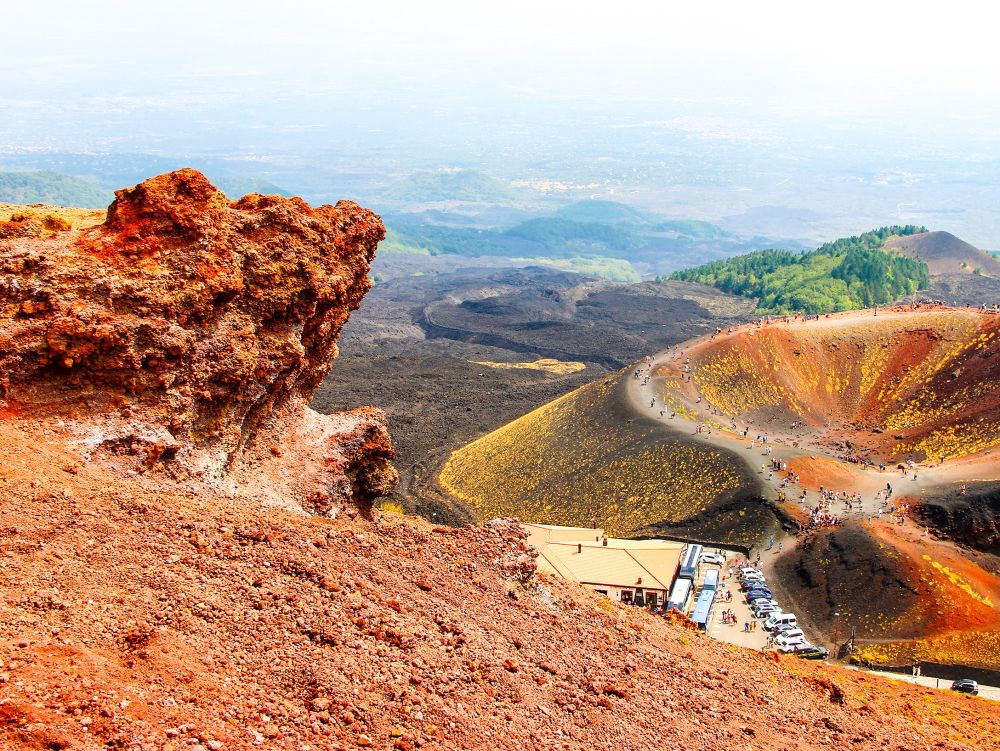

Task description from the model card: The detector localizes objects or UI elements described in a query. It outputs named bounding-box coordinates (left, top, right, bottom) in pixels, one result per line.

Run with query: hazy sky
left=4, top=1, right=998, bottom=118
left=3, top=1, right=1000, bottom=246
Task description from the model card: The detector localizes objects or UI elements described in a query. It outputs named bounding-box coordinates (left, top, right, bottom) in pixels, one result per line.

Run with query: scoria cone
left=0, top=169, right=396, bottom=513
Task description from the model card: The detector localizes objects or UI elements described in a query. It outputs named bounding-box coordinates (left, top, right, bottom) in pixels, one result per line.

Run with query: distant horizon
left=2, top=1, right=999, bottom=248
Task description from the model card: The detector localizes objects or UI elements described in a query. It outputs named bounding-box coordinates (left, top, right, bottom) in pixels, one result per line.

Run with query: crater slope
left=439, top=372, right=778, bottom=545
left=660, top=307, right=1000, bottom=672
left=684, top=308, right=1000, bottom=462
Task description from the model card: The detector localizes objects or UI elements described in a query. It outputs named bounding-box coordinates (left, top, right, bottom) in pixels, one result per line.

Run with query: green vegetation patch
left=383, top=169, right=517, bottom=203
left=654, top=219, right=731, bottom=240
left=670, top=226, right=930, bottom=314
left=378, top=229, right=435, bottom=256
left=505, top=217, right=643, bottom=252
left=554, top=199, right=650, bottom=225
left=0, top=170, right=111, bottom=209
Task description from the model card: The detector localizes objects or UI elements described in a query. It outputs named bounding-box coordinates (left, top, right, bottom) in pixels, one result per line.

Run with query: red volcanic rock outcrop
left=0, top=169, right=396, bottom=513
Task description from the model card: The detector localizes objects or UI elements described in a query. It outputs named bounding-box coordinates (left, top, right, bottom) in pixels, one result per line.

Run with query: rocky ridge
left=0, top=170, right=396, bottom=514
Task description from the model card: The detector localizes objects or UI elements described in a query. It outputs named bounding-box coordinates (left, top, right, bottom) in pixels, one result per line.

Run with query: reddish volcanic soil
left=868, top=521, right=1000, bottom=635
left=3, top=421, right=1000, bottom=751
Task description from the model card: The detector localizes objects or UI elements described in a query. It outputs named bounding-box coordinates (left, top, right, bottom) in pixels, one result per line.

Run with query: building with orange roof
left=523, top=523, right=685, bottom=607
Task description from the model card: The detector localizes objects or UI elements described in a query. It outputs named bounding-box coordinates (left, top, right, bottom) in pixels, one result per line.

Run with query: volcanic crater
left=441, top=307, right=1000, bottom=672
left=681, top=309, right=1000, bottom=463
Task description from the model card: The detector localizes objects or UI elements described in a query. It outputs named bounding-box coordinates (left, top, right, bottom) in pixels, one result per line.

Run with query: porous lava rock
left=0, top=169, right=396, bottom=512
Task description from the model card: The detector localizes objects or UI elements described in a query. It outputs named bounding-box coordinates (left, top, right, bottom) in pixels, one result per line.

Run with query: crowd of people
left=639, top=321, right=943, bottom=540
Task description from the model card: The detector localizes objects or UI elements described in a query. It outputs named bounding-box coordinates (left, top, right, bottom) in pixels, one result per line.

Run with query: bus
left=702, top=568, right=720, bottom=592
left=678, top=544, right=703, bottom=580
left=666, top=577, right=693, bottom=613
left=690, top=589, right=716, bottom=632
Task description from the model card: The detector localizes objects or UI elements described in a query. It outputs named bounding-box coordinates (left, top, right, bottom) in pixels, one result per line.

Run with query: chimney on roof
left=577, top=543, right=582, bottom=554
left=637, top=577, right=643, bottom=585
left=602, top=536, right=608, bottom=546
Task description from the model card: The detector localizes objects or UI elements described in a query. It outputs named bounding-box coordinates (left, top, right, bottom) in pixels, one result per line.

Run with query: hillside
left=7, top=421, right=1000, bottom=751
left=0, top=169, right=111, bottom=208
left=4, top=175, right=998, bottom=750
left=382, top=210, right=763, bottom=279
left=439, top=374, right=774, bottom=544
left=651, top=308, right=1000, bottom=670
left=554, top=199, right=650, bottom=225
left=671, top=226, right=931, bottom=313
left=313, top=263, right=759, bottom=524
left=885, top=230, right=1000, bottom=277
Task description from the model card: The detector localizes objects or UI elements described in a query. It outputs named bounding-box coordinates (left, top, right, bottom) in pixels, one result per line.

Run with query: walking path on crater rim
left=629, top=305, right=1000, bottom=502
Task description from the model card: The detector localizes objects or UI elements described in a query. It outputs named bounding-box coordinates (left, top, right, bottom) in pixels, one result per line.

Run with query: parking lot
left=686, top=546, right=1000, bottom=697
left=688, top=546, right=810, bottom=655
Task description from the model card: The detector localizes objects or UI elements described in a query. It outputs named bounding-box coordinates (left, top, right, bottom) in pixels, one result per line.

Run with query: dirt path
left=626, top=324, right=889, bottom=538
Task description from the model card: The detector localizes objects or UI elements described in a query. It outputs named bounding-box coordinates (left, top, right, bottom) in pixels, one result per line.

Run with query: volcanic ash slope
left=440, top=372, right=777, bottom=544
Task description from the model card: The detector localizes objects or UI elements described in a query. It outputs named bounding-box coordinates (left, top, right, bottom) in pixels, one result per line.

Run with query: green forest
left=669, top=226, right=930, bottom=314
left=0, top=170, right=111, bottom=208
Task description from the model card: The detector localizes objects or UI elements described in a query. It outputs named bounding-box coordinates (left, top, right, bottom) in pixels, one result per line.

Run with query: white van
left=773, top=629, right=805, bottom=649
left=764, top=613, right=797, bottom=632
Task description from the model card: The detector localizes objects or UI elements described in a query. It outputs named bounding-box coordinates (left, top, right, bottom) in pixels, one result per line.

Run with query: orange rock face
left=0, top=169, right=396, bottom=512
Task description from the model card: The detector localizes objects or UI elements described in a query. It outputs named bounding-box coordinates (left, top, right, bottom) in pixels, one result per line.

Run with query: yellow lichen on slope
left=471, top=358, right=586, bottom=376
left=0, top=202, right=106, bottom=231
left=680, top=311, right=1000, bottom=460
left=439, top=377, right=747, bottom=537
left=855, top=631, right=1000, bottom=671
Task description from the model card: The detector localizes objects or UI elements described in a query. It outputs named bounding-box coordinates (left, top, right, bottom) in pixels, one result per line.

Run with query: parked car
left=764, top=613, right=798, bottom=632
left=740, top=578, right=767, bottom=591
left=747, top=595, right=775, bottom=608
left=700, top=552, right=725, bottom=566
left=773, top=629, right=806, bottom=649
left=951, top=679, right=979, bottom=695
left=753, top=605, right=781, bottom=619
left=791, top=644, right=829, bottom=660
left=739, top=567, right=762, bottom=577
left=745, top=588, right=773, bottom=600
